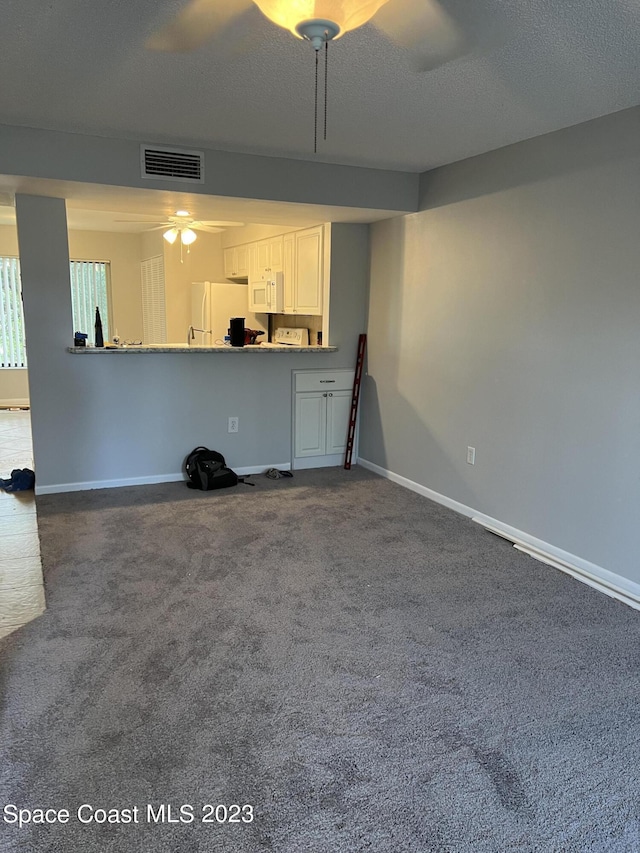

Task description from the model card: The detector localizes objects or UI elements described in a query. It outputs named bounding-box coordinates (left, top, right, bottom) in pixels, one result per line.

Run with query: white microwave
left=266, top=272, right=284, bottom=313
left=249, top=271, right=284, bottom=313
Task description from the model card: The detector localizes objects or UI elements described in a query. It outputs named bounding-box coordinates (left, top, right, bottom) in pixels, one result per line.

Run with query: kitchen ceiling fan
left=148, top=0, right=471, bottom=151
left=116, top=214, right=245, bottom=235
left=116, top=211, right=245, bottom=261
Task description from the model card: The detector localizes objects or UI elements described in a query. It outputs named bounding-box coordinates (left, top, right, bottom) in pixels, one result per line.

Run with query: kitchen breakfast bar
left=67, top=345, right=337, bottom=353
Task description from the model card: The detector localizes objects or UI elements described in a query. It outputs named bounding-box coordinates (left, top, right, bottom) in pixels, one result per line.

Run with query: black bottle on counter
left=94, top=307, right=104, bottom=348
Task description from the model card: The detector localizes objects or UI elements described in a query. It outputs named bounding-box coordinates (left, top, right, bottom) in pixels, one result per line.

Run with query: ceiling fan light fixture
left=175, top=210, right=190, bottom=217
left=295, top=19, right=339, bottom=49
left=181, top=228, right=197, bottom=245
left=163, top=227, right=179, bottom=244
left=253, top=0, right=389, bottom=40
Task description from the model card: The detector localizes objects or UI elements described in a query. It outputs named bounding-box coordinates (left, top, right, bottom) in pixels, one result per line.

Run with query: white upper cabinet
left=225, top=225, right=324, bottom=315
left=283, top=233, right=295, bottom=313
left=224, top=245, right=250, bottom=280
left=254, top=236, right=284, bottom=280
left=293, top=226, right=323, bottom=315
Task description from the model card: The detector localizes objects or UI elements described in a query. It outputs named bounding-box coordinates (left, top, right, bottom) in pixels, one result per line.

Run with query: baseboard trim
left=357, top=457, right=476, bottom=518
left=34, top=463, right=291, bottom=495
left=0, top=398, right=30, bottom=409
left=357, top=457, right=640, bottom=612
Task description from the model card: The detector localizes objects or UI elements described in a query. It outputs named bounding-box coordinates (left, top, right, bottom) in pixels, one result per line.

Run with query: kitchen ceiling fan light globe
left=163, top=227, right=178, bottom=244
left=175, top=210, right=190, bottom=217
left=181, top=228, right=197, bottom=245
left=253, top=0, right=389, bottom=39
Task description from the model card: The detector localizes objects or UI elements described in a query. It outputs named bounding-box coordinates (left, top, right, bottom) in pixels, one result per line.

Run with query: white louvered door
left=141, top=256, right=167, bottom=345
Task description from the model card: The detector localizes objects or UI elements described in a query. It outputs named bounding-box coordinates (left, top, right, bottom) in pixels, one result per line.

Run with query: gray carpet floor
left=1, top=467, right=639, bottom=852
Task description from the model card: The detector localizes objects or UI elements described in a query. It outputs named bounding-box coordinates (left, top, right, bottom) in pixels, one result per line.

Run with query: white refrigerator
left=191, top=281, right=266, bottom=345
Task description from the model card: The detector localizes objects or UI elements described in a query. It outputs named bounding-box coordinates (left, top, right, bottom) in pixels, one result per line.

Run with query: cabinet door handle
left=323, top=393, right=327, bottom=397
left=328, top=392, right=333, bottom=396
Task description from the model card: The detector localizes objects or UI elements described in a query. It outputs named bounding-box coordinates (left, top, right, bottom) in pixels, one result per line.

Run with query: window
left=0, top=257, right=26, bottom=368
left=69, top=260, right=111, bottom=343
left=0, top=258, right=111, bottom=365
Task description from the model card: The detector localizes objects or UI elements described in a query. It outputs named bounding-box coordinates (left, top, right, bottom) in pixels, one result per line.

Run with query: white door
left=295, top=227, right=323, bottom=315
left=325, top=390, right=351, bottom=454
left=295, top=392, right=326, bottom=457
left=235, top=244, right=250, bottom=277
left=283, top=233, right=295, bottom=313
left=224, top=248, right=236, bottom=278
left=256, top=240, right=270, bottom=278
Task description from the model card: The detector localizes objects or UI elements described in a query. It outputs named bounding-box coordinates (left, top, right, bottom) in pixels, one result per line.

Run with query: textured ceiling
left=0, top=0, right=638, bottom=172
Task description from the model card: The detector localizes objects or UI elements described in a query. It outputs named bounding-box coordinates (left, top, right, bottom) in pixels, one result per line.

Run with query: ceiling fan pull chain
left=314, top=48, right=319, bottom=154
left=324, top=41, right=328, bottom=141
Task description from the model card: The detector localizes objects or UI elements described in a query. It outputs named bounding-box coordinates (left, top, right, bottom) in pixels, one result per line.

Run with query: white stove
left=261, top=327, right=310, bottom=347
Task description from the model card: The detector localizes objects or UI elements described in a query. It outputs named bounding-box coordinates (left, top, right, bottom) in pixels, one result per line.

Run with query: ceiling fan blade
left=194, top=225, right=224, bottom=233
left=372, top=0, right=467, bottom=72
left=147, top=0, right=253, bottom=52
left=198, top=220, right=246, bottom=227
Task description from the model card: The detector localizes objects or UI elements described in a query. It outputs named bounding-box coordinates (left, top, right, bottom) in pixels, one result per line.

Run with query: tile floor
left=0, top=409, right=45, bottom=640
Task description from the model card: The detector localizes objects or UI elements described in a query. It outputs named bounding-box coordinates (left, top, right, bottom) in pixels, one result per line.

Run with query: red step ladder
left=344, top=333, right=367, bottom=470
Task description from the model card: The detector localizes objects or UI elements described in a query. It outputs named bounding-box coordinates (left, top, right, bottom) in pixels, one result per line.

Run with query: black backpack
left=185, top=447, right=239, bottom=491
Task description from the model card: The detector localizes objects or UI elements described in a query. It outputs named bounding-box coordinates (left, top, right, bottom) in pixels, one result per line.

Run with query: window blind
left=69, top=261, right=110, bottom=344
left=1, top=258, right=112, bottom=365
left=0, top=257, right=26, bottom=368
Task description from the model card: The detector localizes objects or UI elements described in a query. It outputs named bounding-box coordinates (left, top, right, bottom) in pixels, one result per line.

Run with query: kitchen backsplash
left=273, top=314, right=323, bottom=345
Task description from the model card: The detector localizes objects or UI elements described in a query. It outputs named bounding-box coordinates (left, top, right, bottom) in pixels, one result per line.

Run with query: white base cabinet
left=293, top=370, right=355, bottom=469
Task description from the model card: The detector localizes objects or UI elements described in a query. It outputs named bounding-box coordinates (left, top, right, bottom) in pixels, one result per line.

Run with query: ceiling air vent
left=141, top=145, right=205, bottom=183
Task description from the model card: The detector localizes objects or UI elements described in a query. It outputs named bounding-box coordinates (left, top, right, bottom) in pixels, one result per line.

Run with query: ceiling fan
left=116, top=211, right=245, bottom=261
left=147, top=0, right=467, bottom=72
left=147, top=0, right=472, bottom=151
left=116, top=214, right=244, bottom=237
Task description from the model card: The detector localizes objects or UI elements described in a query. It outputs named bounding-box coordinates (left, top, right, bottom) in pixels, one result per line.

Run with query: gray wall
left=15, top=199, right=369, bottom=490
left=360, top=106, right=640, bottom=584
left=0, top=125, right=417, bottom=214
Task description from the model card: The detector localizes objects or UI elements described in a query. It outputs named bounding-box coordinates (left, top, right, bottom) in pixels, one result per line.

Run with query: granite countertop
left=67, top=345, right=337, bottom=354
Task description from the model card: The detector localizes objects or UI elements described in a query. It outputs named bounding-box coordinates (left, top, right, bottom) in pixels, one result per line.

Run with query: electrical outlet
left=228, top=417, right=239, bottom=434
left=467, top=446, right=476, bottom=465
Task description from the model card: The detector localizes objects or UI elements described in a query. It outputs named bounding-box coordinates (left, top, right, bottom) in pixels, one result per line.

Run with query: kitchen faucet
left=187, top=325, right=211, bottom=345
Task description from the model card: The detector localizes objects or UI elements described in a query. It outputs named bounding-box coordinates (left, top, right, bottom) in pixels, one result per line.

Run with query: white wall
left=0, top=225, right=146, bottom=402
left=68, top=230, right=144, bottom=341
left=162, top=230, right=226, bottom=343
left=361, top=106, right=640, bottom=586
left=0, top=369, right=29, bottom=406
